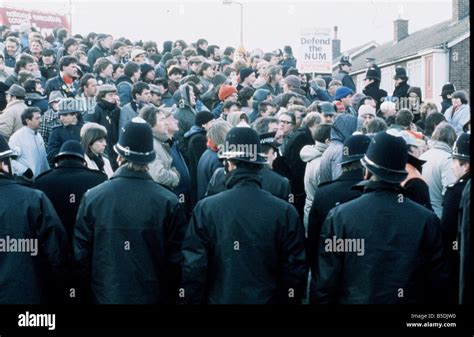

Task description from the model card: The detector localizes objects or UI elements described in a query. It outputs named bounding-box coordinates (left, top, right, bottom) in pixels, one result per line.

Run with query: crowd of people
left=0, top=24, right=470, bottom=304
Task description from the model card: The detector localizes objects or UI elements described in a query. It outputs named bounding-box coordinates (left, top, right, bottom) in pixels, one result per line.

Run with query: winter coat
left=401, top=162, right=432, bottom=210
left=300, top=142, right=328, bottom=229
left=440, top=99, right=452, bottom=114
left=115, top=75, right=133, bottom=106
left=34, top=160, right=107, bottom=251
left=420, top=141, right=457, bottom=218
left=318, top=114, right=358, bottom=184
left=84, top=154, right=114, bottom=178
left=169, top=139, right=191, bottom=215
left=40, top=64, right=59, bottom=80
left=73, top=166, right=187, bottom=304
left=205, top=166, right=290, bottom=200
left=307, top=169, right=364, bottom=266
left=25, top=92, right=49, bottom=113
left=444, top=104, right=470, bottom=135
left=310, top=180, right=449, bottom=304
left=149, top=133, right=180, bottom=189
left=118, top=101, right=141, bottom=135
left=392, top=81, right=410, bottom=98
left=184, top=125, right=208, bottom=208
left=47, top=124, right=82, bottom=165
left=174, top=88, right=197, bottom=159
left=196, top=148, right=222, bottom=200
left=87, top=43, right=109, bottom=68
left=362, top=81, right=387, bottom=111
left=45, top=75, right=78, bottom=98
left=180, top=168, right=307, bottom=304
left=258, top=83, right=283, bottom=97
left=0, top=174, right=67, bottom=304
left=282, top=126, right=314, bottom=219
left=0, top=100, right=28, bottom=140
left=84, top=100, right=121, bottom=170
left=458, top=179, right=471, bottom=304
left=440, top=172, right=470, bottom=303
left=334, top=70, right=356, bottom=92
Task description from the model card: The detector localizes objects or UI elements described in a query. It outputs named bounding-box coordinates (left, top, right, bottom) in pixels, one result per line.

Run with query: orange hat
left=218, top=85, right=237, bottom=101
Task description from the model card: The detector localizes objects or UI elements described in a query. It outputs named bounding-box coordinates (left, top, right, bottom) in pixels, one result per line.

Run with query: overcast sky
left=10, top=0, right=454, bottom=53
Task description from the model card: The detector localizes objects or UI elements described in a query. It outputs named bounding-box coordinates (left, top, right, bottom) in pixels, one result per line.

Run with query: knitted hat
left=218, top=85, right=238, bottom=101
left=195, top=111, right=214, bottom=126
left=334, top=86, right=354, bottom=100
left=239, top=68, right=255, bottom=83
left=140, top=63, right=154, bottom=77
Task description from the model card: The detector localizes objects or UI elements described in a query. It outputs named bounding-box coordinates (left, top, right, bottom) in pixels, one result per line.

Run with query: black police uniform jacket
left=335, top=70, right=356, bottom=92
left=307, top=169, right=364, bottom=267
left=311, top=180, right=449, bottom=304
left=440, top=171, right=470, bottom=303
left=362, top=81, right=387, bottom=111
left=458, top=179, right=470, bottom=304
left=181, top=168, right=307, bottom=304
left=0, top=174, right=67, bottom=304
left=73, top=166, right=187, bottom=304
left=46, top=123, right=82, bottom=165
left=392, top=80, right=410, bottom=98
left=206, top=166, right=291, bottom=200
left=34, top=160, right=108, bottom=249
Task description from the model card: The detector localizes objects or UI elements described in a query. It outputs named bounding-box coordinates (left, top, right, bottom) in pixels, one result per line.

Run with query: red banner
left=0, top=6, right=70, bottom=37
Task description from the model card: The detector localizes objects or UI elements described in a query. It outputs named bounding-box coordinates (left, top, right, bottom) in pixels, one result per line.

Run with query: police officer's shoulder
left=34, top=168, right=55, bottom=181
left=151, top=180, right=181, bottom=202
left=82, top=167, right=108, bottom=179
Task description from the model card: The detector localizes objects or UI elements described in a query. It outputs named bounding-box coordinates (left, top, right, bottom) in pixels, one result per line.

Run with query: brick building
left=333, top=0, right=470, bottom=104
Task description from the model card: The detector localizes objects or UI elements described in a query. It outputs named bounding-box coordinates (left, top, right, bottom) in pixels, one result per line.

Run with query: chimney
left=332, top=26, right=341, bottom=58
left=452, top=0, right=469, bottom=22
left=393, top=19, right=409, bottom=42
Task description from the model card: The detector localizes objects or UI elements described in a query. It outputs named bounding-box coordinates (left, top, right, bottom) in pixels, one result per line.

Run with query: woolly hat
left=334, top=86, right=354, bottom=100
left=218, top=85, right=238, bottom=101
left=195, top=110, right=214, bottom=126
left=239, top=68, right=255, bottom=83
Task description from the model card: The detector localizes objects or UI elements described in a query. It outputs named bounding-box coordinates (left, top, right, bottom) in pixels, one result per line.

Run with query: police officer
left=334, top=54, right=356, bottom=92
left=181, top=127, right=307, bottom=304
left=311, top=131, right=449, bottom=304
left=362, top=67, right=387, bottom=111
left=307, top=134, right=371, bottom=268
left=47, top=98, right=83, bottom=165
left=74, top=117, right=187, bottom=304
left=0, top=136, right=67, bottom=304
left=441, top=132, right=470, bottom=303
left=392, top=66, right=410, bottom=99
left=34, top=140, right=108, bottom=303
left=206, top=131, right=291, bottom=200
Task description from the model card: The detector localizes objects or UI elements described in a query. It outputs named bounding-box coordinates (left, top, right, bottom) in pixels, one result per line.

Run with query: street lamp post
left=223, top=0, right=243, bottom=48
